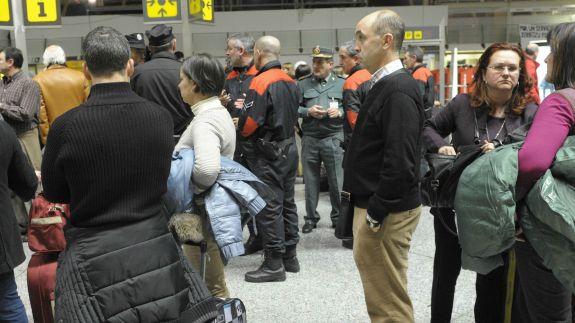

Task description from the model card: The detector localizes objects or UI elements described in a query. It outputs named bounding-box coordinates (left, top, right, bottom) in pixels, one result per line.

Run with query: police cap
left=311, top=46, right=333, bottom=58
left=145, top=24, right=174, bottom=47
left=125, top=33, right=146, bottom=50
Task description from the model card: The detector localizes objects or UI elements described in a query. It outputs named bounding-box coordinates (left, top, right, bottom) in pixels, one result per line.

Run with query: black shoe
left=283, top=245, right=300, bottom=273
left=342, top=238, right=353, bottom=250
left=245, top=251, right=286, bottom=283
left=242, top=235, right=263, bottom=256
left=302, top=221, right=317, bottom=234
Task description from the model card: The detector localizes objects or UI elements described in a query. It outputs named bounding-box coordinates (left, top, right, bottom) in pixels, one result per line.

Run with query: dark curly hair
left=469, top=42, right=533, bottom=116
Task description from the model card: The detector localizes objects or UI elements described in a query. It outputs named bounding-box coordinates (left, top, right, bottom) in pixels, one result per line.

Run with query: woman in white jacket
left=176, top=53, right=236, bottom=298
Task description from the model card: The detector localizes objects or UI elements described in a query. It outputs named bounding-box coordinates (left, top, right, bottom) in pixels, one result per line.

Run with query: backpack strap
left=555, top=88, right=575, bottom=113
left=554, top=88, right=575, bottom=135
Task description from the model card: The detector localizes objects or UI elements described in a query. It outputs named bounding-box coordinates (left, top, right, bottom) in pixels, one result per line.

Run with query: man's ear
left=382, top=33, right=393, bottom=51
left=126, top=58, right=135, bottom=78
left=82, top=62, right=92, bottom=81
left=172, top=39, right=177, bottom=52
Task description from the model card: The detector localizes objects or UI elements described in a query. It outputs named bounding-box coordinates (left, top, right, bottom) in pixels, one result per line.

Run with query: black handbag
left=421, top=153, right=457, bottom=208
left=421, top=145, right=483, bottom=208
left=335, top=191, right=354, bottom=239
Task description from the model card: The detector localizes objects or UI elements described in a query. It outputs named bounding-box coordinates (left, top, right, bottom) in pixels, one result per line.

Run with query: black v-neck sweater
left=42, top=82, right=175, bottom=227
left=344, top=69, right=425, bottom=220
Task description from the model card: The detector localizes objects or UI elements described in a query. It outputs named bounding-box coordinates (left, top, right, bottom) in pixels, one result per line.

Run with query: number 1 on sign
left=38, top=1, right=46, bottom=17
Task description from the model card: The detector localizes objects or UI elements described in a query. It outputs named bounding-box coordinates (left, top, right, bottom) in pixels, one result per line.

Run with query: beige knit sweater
left=175, top=96, right=236, bottom=191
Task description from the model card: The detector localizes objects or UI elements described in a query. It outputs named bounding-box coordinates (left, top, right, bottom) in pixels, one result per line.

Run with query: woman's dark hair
left=546, top=22, right=575, bottom=90
left=295, top=64, right=311, bottom=80
left=181, top=53, right=225, bottom=97
left=470, top=42, right=533, bottom=116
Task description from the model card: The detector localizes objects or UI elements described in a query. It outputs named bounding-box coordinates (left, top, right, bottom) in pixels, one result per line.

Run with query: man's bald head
left=357, top=10, right=405, bottom=53
left=255, top=36, right=281, bottom=58
left=254, top=36, right=281, bottom=69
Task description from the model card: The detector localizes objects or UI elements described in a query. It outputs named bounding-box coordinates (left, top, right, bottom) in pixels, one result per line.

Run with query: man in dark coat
left=0, top=118, right=38, bottom=322
left=42, top=26, right=217, bottom=323
left=131, top=24, right=192, bottom=140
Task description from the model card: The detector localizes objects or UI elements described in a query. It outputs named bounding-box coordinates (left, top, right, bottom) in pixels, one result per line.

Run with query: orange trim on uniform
left=343, top=69, right=372, bottom=91
left=226, top=70, right=239, bottom=80
left=246, top=65, right=258, bottom=76
left=412, top=67, right=433, bottom=82
left=250, top=69, right=295, bottom=96
left=241, top=116, right=259, bottom=137
left=346, top=110, right=359, bottom=130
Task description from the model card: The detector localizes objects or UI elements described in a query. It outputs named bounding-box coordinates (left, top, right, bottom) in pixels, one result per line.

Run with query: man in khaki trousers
left=343, top=10, right=425, bottom=322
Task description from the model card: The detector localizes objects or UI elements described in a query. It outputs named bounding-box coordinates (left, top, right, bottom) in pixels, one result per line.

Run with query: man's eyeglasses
left=488, top=65, right=520, bottom=74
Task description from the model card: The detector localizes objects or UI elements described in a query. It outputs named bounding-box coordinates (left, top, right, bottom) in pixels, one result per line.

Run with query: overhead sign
left=0, top=0, right=12, bottom=26
left=22, top=0, right=61, bottom=26
left=189, top=0, right=213, bottom=23
left=404, top=27, right=440, bottom=41
left=519, top=24, right=552, bottom=48
left=143, top=0, right=181, bottom=22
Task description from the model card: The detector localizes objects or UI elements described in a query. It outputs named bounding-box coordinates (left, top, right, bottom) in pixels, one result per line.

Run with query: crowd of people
left=0, top=7, right=574, bottom=323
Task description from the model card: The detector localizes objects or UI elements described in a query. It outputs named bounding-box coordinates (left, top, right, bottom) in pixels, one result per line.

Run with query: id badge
left=329, top=100, right=338, bottom=110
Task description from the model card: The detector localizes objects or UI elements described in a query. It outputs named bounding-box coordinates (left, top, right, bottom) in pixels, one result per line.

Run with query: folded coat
left=167, top=148, right=267, bottom=262
left=455, top=137, right=575, bottom=293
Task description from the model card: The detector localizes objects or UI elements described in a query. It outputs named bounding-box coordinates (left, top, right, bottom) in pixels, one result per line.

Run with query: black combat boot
left=283, top=245, right=300, bottom=273
left=245, top=250, right=286, bottom=283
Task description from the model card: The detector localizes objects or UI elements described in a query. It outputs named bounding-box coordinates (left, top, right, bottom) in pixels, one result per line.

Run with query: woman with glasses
left=514, top=22, right=575, bottom=322
left=423, top=42, right=538, bottom=323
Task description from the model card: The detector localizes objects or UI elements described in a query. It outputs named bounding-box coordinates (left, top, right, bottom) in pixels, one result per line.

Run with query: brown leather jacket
left=33, top=65, right=90, bottom=144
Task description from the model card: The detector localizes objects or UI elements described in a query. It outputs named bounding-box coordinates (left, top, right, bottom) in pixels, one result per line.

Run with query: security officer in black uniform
left=238, top=36, right=300, bottom=283
left=298, top=46, right=345, bottom=234
left=221, top=33, right=262, bottom=255
left=131, top=24, right=192, bottom=140
left=125, top=33, right=147, bottom=67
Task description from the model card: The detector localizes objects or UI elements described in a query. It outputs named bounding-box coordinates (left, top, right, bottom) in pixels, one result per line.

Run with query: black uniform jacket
left=131, top=51, right=192, bottom=136
left=224, top=63, right=258, bottom=118
left=239, top=60, right=300, bottom=142
left=343, top=66, right=371, bottom=148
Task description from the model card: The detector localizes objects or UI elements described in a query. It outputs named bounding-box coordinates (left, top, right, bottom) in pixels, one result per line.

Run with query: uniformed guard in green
left=298, top=46, right=345, bottom=234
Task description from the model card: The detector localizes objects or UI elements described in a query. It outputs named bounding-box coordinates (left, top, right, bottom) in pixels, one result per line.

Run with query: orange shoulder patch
left=226, top=71, right=239, bottom=80
left=412, top=67, right=432, bottom=82
left=249, top=69, right=295, bottom=95
left=343, top=69, right=372, bottom=91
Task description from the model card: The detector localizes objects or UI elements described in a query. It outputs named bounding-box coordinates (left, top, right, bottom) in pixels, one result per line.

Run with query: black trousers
left=244, top=141, right=299, bottom=254
left=430, top=208, right=508, bottom=323
left=512, top=240, right=572, bottom=323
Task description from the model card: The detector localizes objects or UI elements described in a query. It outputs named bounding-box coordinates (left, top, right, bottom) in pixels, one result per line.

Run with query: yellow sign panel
left=414, top=30, right=423, bottom=40
left=404, top=31, right=413, bottom=40
left=189, top=0, right=213, bottom=22
left=143, top=0, right=180, bottom=21
left=25, top=0, right=59, bottom=24
left=0, top=0, right=11, bottom=24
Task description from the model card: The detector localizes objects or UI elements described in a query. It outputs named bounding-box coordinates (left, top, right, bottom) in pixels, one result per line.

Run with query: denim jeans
left=0, top=271, right=28, bottom=323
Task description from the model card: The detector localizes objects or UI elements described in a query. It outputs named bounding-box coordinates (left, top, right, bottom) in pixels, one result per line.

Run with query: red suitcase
left=27, top=253, right=59, bottom=323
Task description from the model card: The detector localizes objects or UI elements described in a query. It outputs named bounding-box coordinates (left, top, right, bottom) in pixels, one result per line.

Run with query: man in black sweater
left=42, top=26, right=216, bottom=322
left=344, top=10, right=425, bottom=322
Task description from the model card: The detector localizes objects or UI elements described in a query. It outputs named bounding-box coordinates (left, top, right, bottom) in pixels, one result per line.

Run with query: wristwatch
left=366, top=213, right=381, bottom=229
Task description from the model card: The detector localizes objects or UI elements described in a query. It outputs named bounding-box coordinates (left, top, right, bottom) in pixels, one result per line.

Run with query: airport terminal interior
left=0, top=0, right=575, bottom=323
